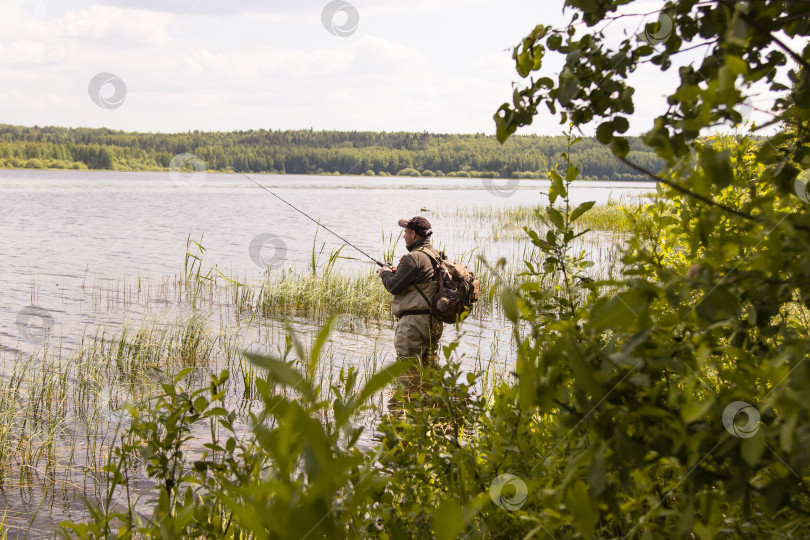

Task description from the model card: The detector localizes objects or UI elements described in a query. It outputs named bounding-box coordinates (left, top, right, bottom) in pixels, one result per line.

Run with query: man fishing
left=378, top=216, right=443, bottom=408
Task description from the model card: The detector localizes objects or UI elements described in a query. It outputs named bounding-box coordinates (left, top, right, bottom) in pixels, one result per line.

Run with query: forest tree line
left=0, top=123, right=665, bottom=180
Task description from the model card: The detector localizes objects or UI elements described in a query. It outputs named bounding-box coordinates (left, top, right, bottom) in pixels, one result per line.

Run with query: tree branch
left=616, top=155, right=810, bottom=233
left=615, top=155, right=759, bottom=221
left=724, top=1, right=810, bottom=72
left=553, top=398, right=585, bottom=418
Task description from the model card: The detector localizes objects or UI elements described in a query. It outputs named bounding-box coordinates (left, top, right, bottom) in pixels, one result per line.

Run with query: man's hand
left=379, top=265, right=398, bottom=277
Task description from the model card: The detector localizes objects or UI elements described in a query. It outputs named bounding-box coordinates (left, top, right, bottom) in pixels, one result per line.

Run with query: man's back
left=379, top=237, right=439, bottom=295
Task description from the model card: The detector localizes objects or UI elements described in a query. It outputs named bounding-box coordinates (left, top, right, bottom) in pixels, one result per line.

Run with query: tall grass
left=437, top=197, right=653, bottom=239
left=261, top=268, right=391, bottom=322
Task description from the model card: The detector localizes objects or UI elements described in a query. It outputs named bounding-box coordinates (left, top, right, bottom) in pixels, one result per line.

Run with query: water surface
left=0, top=169, right=654, bottom=351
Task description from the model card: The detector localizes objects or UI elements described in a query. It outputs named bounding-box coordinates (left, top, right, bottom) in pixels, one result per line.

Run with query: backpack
left=413, top=248, right=481, bottom=324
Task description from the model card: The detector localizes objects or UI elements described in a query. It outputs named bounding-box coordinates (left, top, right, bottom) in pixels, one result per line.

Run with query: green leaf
left=357, top=360, right=411, bottom=406
left=549, top=169, right=565, bottom=204
left=741, top=428, right=765, bottom=467
left=681, top=397, right=715, bottom=424
left=707, top=151, right=734, bottom=188
left=780, top=411, right=798, bottom=453
left=173, top=367, right=194, bottom=384
left=517, top=52, right=535, bottom=78
left=725, top=54, right=748, bottom=77
left=501, top=289, right=519, bottom=322
left=587, top=451, right=606, bottom=496
left=610, top=136, right=630, bottom=157
left=570, top=348, right=600, bottom=398
left=308, top=317, right=335, bottom=383
left=546, top=206, right=565, bottom=229
left=596, top=121, right=614, bottom=144
left=763, top=477, right=789, bottom=514
left=724, top=474, right=747, bottom=503
left=558, top=73, right=580, bottom=105
left=335, top=360, right=412, bottom=426
left=588, top=290, right=649, bottom=331
left=245, top=353, right=314, bottom=402
left=432, top=499, right=464, bottom=540
left=567, top=480, right=598, bottom=538
left=570, top=201, right=596, bottom=222
left=696, top=286, right=739, bottom=322
left=613, top=116, right=630, bottom=133
left=193, top=396, right=209, bottom=413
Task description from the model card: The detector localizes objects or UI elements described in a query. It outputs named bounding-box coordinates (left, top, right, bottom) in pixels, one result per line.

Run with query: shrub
left=396, top=167, right=421, bottom=177
left=510, top=170, right=542, bottom=179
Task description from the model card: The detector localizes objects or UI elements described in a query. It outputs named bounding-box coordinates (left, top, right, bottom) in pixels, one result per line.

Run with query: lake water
left=0, top=169, right=654, bottom=353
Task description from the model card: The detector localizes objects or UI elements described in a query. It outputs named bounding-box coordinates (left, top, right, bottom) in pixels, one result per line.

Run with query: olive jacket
left=379, top=238, right=440, bottom=318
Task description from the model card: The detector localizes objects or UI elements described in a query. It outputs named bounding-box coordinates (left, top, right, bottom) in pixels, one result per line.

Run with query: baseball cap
left=397, top=216, right=433, bottom=237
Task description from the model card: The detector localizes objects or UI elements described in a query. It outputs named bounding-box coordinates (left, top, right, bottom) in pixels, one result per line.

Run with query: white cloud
left=100, top=0, right=322, bottom=16
left=0, top=0, right=787, bottom=136
left=349, top=36, right=427, bottom=75
left=0, top=0, right=559, bottom=133
left=0, top=38, right=69, bottom=65
left=57, top=5, right=172, bottom=47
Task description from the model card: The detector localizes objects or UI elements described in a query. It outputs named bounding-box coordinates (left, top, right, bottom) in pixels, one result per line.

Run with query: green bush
left=396, top=167, right=421, bottom=177
left=470, top=170, right=499, bottom=178
left=24, top=158, right=45, bottom=168
left=510, top=170, right=543, bottom=179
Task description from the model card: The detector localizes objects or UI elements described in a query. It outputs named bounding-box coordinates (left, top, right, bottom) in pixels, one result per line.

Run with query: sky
left=0, top=0, right=791, bottom=136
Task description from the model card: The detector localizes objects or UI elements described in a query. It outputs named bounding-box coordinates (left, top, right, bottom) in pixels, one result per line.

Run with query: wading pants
left=391, top=313, right=443, bottom=403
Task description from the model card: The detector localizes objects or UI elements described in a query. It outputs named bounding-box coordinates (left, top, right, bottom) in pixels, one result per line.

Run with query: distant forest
left=0, top=124, right=664, bottom=181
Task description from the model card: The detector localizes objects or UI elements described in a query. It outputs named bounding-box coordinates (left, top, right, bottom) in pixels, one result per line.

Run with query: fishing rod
left=237, top=172, right=390, bottom=268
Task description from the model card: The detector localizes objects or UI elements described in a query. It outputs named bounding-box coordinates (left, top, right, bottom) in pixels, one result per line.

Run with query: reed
left=261, top=267, right=390, bottom=322
left=436, top=198, right=653, bottom=238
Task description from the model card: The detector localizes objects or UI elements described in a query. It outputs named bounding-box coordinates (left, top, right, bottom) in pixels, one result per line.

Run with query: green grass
left=576, top=201, right=643, bottom=233
left=438, top=197, right=654, bottom=240
left=261, top=268, right=391, bottom=323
